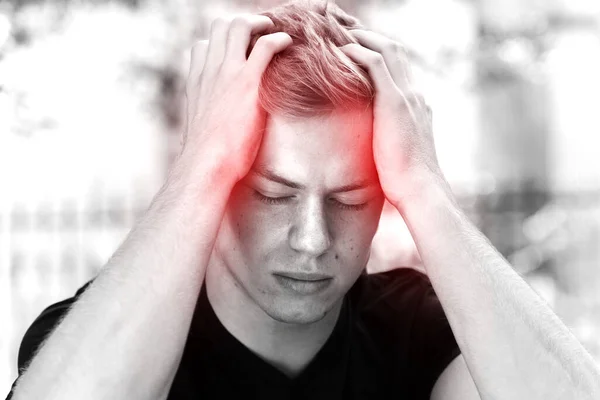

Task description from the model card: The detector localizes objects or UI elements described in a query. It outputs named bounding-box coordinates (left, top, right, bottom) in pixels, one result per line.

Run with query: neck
left=204, top=253, right=344, bottom=378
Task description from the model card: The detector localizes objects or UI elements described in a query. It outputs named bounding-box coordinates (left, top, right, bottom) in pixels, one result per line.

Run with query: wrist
left=389, top=168, right=456, bottom=216
left=170, top=145, right=237, bottom=194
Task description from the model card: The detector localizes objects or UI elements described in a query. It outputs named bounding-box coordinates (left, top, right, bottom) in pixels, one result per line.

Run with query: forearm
left=395, top=176, right=600, bottom=400
left=12, top=149, right=234, bottom=400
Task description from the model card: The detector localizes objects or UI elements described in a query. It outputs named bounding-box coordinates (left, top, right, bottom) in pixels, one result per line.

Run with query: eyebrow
left=250, top=166, right=378, bottom=193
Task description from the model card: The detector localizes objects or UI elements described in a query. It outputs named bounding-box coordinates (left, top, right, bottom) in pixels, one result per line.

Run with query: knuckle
left=392, top=89, right=406, bottom=107
left=381, top=43, right=400, bottom=62
left=255, top=35, right=276, bottom=51
left=231, top=16, right=251, bottom=32
left=412, top=92, right=426, bottom=105
left=191, top=39, right=208, bottom=50
left=190, top=40, right=208, bottom=57
left=384, top=41, right=399, bottom=55
left=370, top=52, right=385, bottom=67
left=392, top=41, right=405, bottom=54
left=406, top=92, right=429, bottom=111
left=210, top=17, right=228, bottom=33
left=345, top=42, right=361, bottom=52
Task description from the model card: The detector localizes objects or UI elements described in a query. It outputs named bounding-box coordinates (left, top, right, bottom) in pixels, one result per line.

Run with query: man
left=7, top=1, right=600, bottom=399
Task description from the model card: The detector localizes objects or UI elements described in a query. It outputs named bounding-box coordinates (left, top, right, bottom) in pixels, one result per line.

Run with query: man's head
left=210, top=1, right=384, bottom=326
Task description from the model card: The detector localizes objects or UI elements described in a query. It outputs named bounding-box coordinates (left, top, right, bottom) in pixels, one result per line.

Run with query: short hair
left=249, top=0, right=374, bottom=118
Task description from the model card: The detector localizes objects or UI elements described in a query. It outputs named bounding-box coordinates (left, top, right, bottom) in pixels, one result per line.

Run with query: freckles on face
left=226, top=181, right=382, bottom=278
left=208, top=108, right=388, bottom=325
left=221, top=107, right=384, bottom=275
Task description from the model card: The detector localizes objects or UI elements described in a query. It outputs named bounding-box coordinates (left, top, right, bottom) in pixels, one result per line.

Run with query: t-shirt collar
left=188, top=282, right=353, bottom=396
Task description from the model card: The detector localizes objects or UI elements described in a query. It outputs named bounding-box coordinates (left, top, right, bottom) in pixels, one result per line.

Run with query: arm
left=10, top=143, right=231, bottom=400
left=400, top=177, right=600, bottom=400
left=10, top=16, right=292, bottom=400
left=340, top=29, right=600, bottom=400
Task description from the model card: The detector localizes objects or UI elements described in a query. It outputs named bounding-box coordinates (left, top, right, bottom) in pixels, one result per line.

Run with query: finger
left=338, top=43, right=399, bottom=99
left=341, top=43, right=424, bottom=130
left=245, top=32, right=292, bottom=80
left=187, top=40, right=209, bottom=90
left=348, top=29, right=413, bottom=94
left=344, top=33, right=428, bottom=116
left=225, top=14, right=275, bottom=63
left=203, top=17, right=232, bottom=80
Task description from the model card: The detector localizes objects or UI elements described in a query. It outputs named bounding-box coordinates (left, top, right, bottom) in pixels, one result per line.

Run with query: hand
left=182, top=15, right=292, bottom=182
left=339, top=30, right=449, bottom=207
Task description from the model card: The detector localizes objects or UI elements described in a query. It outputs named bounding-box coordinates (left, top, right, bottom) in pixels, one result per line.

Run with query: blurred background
left=1, top=0, right=600, bottom=393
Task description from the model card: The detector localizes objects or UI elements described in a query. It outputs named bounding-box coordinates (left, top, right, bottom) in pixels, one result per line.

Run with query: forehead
left=253, top=108, right=376, bottom=187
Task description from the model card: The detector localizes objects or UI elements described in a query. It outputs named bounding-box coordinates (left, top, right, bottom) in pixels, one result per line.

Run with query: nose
left=289, top=197, right=332, bottom=256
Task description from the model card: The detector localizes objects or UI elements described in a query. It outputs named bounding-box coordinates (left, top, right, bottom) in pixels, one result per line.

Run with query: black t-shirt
left=6, top=268, right=461, bottom=399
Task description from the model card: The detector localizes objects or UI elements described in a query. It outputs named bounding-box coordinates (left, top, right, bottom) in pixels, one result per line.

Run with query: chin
left=262, top=297, right=334, bottom=325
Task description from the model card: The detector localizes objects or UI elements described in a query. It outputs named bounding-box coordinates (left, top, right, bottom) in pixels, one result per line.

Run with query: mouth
left=273, top=273, right=333, bottom=295
left=272, top=272, right=333, bottom=282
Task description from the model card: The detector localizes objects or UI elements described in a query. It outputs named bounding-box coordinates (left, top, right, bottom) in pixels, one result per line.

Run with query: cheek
left=226, top=184, right=289, bottom=252
left=334, top=200, right=384, bottom=260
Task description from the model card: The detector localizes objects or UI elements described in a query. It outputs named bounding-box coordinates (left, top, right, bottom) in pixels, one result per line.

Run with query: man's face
left=212, top=107, right=385, bottom=325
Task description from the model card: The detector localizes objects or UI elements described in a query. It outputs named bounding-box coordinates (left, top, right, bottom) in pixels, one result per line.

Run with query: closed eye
left=253, top=190, right=368, bottom=211
left=252, top=190, right=292, bottom=205
left=328, top=198, right=368, bottom=211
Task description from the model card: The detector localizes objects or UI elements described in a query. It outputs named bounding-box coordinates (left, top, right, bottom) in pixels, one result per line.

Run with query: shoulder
left=348, top=268, right=462, bottom=399
left=6, top=280, right=95, bottom=399
left=16, top=280, right=94, bottom=371
left=348, top=267, right=433, bottom=316
left=347, top=267, right=456, bottom=345
left=345, top=267, right=437, bottom=351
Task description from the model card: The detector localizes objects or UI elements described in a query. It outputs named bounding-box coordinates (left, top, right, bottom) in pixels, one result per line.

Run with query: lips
left=273, top=273, right=333, bottom=295
left=273, top=272, right=332, bottom=282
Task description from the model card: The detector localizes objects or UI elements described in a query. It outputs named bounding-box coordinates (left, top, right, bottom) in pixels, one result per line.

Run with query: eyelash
left=252, top=191, right=368, bottom=211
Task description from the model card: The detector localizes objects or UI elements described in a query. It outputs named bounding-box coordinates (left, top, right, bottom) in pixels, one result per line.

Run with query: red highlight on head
left=248, top=0, right=374, bottom=118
